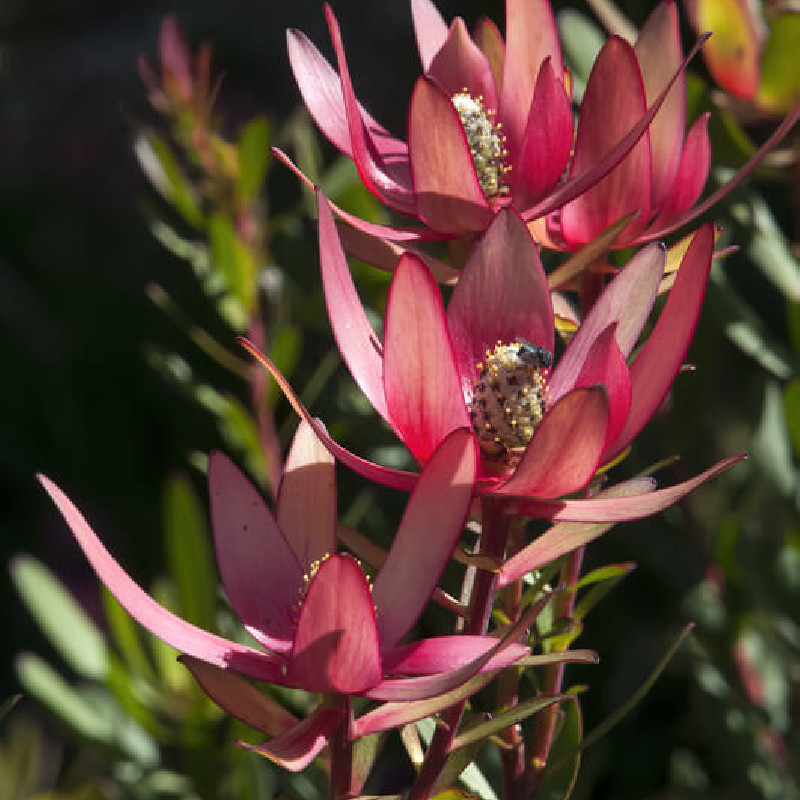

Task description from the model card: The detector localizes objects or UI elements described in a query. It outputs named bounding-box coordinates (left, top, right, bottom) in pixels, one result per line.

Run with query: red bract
left=284, top=0, right=703, bottom=241
left=550, top=2, right=708, bottom=248
left=285, top=0, right=798, bottom=250
left=39, top=422, right=531, bottom=769
left=245, top=192, right=743, bottom=523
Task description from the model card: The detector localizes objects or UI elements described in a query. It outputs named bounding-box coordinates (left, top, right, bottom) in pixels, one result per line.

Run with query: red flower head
left=244, top=192, right=742, bottom=523
left=283, top=0, right=797, bottom=248
left=39, top=421, right=532, bottom=769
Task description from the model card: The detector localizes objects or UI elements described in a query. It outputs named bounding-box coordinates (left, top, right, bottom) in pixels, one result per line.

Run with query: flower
left=244, top=192, right=743, bottom=523
left=283, top=0, right=797, bottom=247
left=39, top=421, right=531, bottom=769
left=283, top=0, right=694, bottom=240
left=548, top=1, right=710, bottom=249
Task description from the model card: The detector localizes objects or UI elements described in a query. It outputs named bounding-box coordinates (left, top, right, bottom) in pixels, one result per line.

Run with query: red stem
left=407, top=497, right=510, bottom=800
left=525, top=546, right=585, bottom=796
left=329, top=695, right=354, bottom=800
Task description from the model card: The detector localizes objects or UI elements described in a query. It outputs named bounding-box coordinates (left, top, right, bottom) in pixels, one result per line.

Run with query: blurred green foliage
left=2, top=0, right=799, bottom=798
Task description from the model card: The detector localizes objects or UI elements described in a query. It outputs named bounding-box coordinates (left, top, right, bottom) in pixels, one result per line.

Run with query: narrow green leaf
left=573, top=564, right=636, bottom=620
left=105, top=655, right=170, bottom=740
left=164, top=474, right=217, bottom=630
left=728, top=194, right=800, bottom=302
left=352, top=733, right=387, bottom=796
left=14, top=653, right=113, bottom=742
left=267, top=326, right=301, bottom=407
left=710, top=262, right=793, bottom=378
left=535, top=699, right=583, bottom=800
left=209, top=213, right=256, bottom=316
left=574, top=563, right=636, bottom=591
left=433, top=741, right=483, bottom=797
left=237, top=117, right=271, bottom=202
left=450, top=695, right=564, bottom=753
left=0, top=694, right=21, bottom=723
left=783, top=379, right=800, bottom=459
left=753, top=380, right=797, bottom=497
left=417, top=718, right=498, bottom=800
left=546, top=624, right=694, bottom=774
left=557, top=9, right=605, bottom=101
left=135, top=134, right=204, bottom=227
left=217, top=396, right=269, bottom=490
left=758, top=13, right=800, bottom=114
left=149, top=578, right=191, bottom=693
left=10, top=555, right=108, bottom=681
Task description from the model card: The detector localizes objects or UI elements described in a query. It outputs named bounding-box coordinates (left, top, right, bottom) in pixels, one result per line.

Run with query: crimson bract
left=40, top=422, right=531, bottom=769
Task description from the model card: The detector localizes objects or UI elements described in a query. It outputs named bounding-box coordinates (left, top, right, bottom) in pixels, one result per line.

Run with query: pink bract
left=285, top=0, right=799, bottom=248
left=39, top=421, right=531, bottom=768
left=244, top=191, right=742, bottom=524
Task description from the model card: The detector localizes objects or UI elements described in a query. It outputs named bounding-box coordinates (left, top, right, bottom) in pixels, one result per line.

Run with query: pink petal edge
left=38, top=475, right=285, bottom=682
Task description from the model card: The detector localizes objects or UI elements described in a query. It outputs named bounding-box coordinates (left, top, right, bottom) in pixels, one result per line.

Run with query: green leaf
left=728, top=194, right=800, bottom=302
left=752, top=380, right=797, bottom=497
left=217, top=396, right=269, bottom=490
left=450, top=695, right=564, bottom=753
left=135, top=134, right=204, bottom=227
left=10, top=555, right=108, bottom=681
left=14, top=654, right=113, bottom=743
left=209, top=213, right=256, bottom=317
left=536, top=699, right=583, bottom=800
left=573, top=563, right=636, bottom=591
left=237, top=117, right=271, bottom=202
left=164, top=474, right=217, bottom=630
left=352, top=733, right=387, bottom=796
left=417, top=718, right=497, bottom=800
left=573, top=563, right=636, bottom=620
left=433, top=740, right=484, bottom=797
left=546, top=624, right=694, bottom=774
left=758, top=13, right=800, bottom=114
left=430, top=791, right=476, bottom=800
left=149, top=578, right=191, bottom=693
left=710, top=262, right=793, bottom=378
left=267, top=326, right=301, bottom=407
left=556, top=9, right=605, bottom=102
left=783, top=379, right=800, bottom=460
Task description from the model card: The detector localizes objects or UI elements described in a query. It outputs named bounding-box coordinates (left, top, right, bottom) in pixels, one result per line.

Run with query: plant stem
left=407, top=497, right=510, bottom=800
left=496, top=517, right=528, bottom=800
left=526, top=546, right=585, bottom=796
left=329, top=695, right=354, bottom=800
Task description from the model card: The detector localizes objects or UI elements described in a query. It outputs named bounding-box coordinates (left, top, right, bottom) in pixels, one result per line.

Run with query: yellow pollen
left=468, top=340, right=553, bottom=463
left=451, top=91, right=508, bottom=199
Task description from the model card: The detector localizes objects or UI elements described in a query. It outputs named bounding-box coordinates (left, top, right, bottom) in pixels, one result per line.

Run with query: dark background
left=2, top=1, right=797, bottom=798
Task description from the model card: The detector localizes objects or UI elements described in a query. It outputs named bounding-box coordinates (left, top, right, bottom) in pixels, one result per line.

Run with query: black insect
left=516, top=341, right=553, bottom=370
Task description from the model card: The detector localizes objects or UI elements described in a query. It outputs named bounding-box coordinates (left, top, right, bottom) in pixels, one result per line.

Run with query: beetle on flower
left=243, top=192, right=743, bottom=524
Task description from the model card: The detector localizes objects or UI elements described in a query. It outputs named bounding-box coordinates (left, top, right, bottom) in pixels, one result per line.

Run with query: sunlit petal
left=611, top=223, right=715, bottom=456
left=447, top=208, right=553, bottom=396
left=384, top=254, right=470, bottom=463
left=209, top=452, right=302, bottom=653
left=38, top=476, right=284, bottom=682
left=372, top=429, right=476, bottom=649
left=289, top=554, right=382, bottom=694
left=408, top=77, right=492, bottom=233
left=495, top=387, right=609, bottom=499
left=276, top=421, right=336, bottom=571
left=561, top=36, right=651, bottom=245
